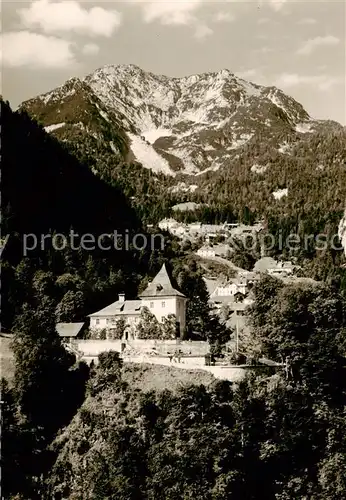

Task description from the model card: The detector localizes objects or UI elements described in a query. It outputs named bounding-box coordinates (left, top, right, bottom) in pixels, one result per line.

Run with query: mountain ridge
left=20, top=64, right=343, bottom=180
left=18, top=64, right=346, bottom=227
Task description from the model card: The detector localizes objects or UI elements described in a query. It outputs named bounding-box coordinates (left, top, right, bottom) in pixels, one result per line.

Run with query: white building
left=139, top=263, right=188, bottom=336
left=88, top=264, right=188, bottom=338
left=158, top=218, right=179, bottom=231
left=197, top=246, right=216, bottom=258
left=189, top=222, right=202, bottom=231
left=254, top=257, right=295, bottom=278
left=267, top=261, right=294, bottom=277
left=211, top=280, right=248, bottom=298
left=89, top=295, right=142, bottom=337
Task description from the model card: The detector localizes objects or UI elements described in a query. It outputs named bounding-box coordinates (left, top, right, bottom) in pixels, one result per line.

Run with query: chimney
left=118, top=293, right=125, bottom=303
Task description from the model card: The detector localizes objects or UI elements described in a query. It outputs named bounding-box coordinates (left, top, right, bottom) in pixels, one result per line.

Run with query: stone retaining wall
left=75, top=339, right=210, bottom=357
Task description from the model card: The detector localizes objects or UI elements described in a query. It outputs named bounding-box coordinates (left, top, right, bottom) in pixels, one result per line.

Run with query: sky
left=1, top=1, right=345, bottom=124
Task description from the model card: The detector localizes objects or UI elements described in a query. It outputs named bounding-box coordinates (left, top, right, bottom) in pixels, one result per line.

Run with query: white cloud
left=194, top=24, right=213, bottom=40
left=130, top=0, right=202, bottom=26
left=82, top=43, right=100, bottom=56
left=128, top=0, right=213, bottom=40
left=275, top=73, right=343, bottom=91
left=236, top=68, right=268, bottom=85
left=258, top=0, right=288, bottom=12
left=254, top=47, right=274, bottom=54
left=18, top=0, right=122, bottom=37
left=236, top=69, right=258, bottom=79
left=269, top=0, right=288, bottom=12
left=213, top=11, right=235, bottom=23
left=258, top=18, right=270, bottom=25
left=297, top=35, right=340, bottom=55
left=1, top=31, right=75, bottom=68
left=298, top=18, right=317, bottom=25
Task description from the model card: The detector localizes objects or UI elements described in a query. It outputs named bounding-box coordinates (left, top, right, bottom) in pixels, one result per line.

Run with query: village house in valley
left=88, top=264, right=188, bottom=339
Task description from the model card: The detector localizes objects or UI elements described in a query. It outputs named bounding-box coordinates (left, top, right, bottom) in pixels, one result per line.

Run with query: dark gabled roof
left=139, top=263, right=186, bottom=299
left=88, top=300, right=142, bottom=317
left=56, top=322, right=85, bottom=337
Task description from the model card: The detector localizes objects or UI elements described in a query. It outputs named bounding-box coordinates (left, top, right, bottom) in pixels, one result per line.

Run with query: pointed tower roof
left=139, top=263, right=186, bottom=299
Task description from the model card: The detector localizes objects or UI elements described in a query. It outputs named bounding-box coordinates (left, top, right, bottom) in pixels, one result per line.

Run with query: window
left=150, top=302, right=154, bottom=308
left=162, top=301, right=166, bottom=308
left=96, top=319, right=100, bottom=325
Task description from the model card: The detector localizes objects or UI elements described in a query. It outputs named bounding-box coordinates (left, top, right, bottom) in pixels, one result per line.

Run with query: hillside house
left=56, top=322, right=86, bottom=343
left=210, top=279, right=248, bottom=298
left=89, top=296, right=142, bottom=338
left=89, top=264, right=187, bottom=339
left=229, top=222, right=264, bottom=238
left=197, top=246, right=216, bottom=258
left=254, top=257, right=295, bottom=278
left=207, top=272, right=255, bottom=301
left=268, top=261, right=295, bottom=277
left=139, top=263, right=188, bottom=335
left=158, top=218, right=179, bottom=231
left=211, top=295, right=253, bottom=313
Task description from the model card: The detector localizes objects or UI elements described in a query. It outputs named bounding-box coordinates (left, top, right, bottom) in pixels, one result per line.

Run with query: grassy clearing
left=122, top=362, right=216, bottom=393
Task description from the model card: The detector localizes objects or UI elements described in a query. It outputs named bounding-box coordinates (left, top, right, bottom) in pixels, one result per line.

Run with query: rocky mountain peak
left=20, top=64, right=342, bottom=179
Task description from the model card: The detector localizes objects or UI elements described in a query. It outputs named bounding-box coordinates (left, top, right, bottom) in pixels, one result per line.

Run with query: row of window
left=94, top=300, right=177, bottom=324
left=95, top=317, right=139, bottom=325
left=149, top=301, right=166, bottom=308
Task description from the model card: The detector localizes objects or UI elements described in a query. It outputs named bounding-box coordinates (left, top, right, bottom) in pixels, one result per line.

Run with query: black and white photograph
left=1, top=1, right=346, bottom=498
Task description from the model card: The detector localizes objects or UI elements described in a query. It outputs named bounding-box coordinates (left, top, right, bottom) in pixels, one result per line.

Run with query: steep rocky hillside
left=21, top=64, right=342, bottom=176
left=19, top=65, right=346, bottom=222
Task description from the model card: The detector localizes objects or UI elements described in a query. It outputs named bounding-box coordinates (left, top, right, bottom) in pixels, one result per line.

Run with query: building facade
left=139, top=263, right=188, bottom=335
left=197, top=247, right=216, bottom=258
left=88, top=264, right=187, bottom=338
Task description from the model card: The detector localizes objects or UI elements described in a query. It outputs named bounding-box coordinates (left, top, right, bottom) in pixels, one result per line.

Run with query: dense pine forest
left=1, top=99, right=178, bottom=331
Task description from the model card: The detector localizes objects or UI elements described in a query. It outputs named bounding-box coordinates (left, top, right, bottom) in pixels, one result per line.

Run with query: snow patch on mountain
left=110, top=141, right=120, bottom=154
left=273, top=188, right=288, bottom=200
left=128, top=133, right=175, bottom=176
left=96, top=104, right=111, bottom=123
left=24, top=64, right=324, bottom=179
left=267, top=92, right=288, bottom=114
left=41, top=86, right=77, bottom=105
left=73, top=122, right=86, bottom=131
left=238, top=78, right=262, bottom=98
left=338, top=211, right=346, bottom=256
left=168, top=147, right=199, bottom=175
left=278, top=142, right=292, bottom=154
left=143, top=128, right=172, bottom=144
left=251, top=163, right=267, bottom=174
left=80, top=65, right=314, bottom=175
left=195, top=164, right=222, bottom=176
left=295, top=122, right=314, bottom=134
left=170, top=183, right=198, bottom=193
left=44, top=122, right=66, bottom=132
left=230, top=133, right=254, bottom=149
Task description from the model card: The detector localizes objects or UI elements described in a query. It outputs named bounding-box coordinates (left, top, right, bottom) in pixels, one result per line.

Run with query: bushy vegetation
left=2, top=276, right=346, bottom=499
